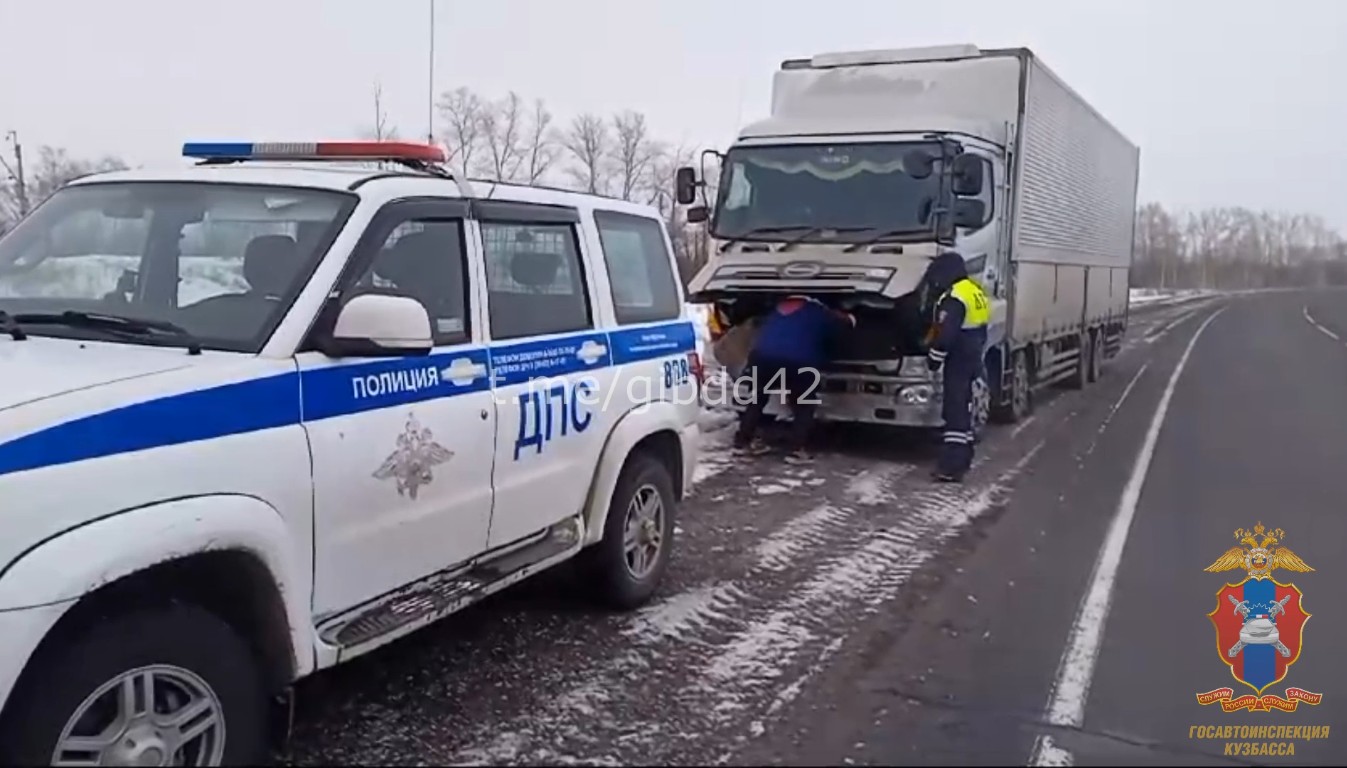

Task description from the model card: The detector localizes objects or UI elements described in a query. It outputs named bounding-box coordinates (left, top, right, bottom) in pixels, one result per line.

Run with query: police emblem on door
left=1196, top=522, right=1322, bottom=712
left=373, top=413, right=454, bottom=500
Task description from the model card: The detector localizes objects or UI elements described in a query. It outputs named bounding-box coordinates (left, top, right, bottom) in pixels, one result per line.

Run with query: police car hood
left=0, top=336, right=199, bottom=412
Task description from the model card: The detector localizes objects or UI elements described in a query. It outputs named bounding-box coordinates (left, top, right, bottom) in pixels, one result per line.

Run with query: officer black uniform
left=923, top=251, right=990, bottom=483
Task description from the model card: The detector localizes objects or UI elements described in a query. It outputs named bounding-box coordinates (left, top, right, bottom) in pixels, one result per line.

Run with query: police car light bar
left=181, top=141, right=448, bottom=164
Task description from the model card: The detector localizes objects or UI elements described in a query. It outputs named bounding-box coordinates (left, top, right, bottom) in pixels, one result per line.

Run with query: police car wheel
left=585, top=450, right=677, bottom=611
left=0, top=603, right=268, bottom=767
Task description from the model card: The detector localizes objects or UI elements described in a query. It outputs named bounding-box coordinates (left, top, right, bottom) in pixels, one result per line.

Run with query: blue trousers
left=938, top=356, right=977, bottom=476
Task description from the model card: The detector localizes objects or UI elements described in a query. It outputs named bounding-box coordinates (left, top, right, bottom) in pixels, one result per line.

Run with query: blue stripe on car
left=0, top=320, right=697, bottom=478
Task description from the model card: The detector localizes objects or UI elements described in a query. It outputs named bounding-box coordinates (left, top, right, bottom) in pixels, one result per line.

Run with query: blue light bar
left=182, top=142, right=264, bottom=159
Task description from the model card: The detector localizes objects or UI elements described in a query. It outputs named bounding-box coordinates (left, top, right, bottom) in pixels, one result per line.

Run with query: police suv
left=0, top=141, right=703, bottom=765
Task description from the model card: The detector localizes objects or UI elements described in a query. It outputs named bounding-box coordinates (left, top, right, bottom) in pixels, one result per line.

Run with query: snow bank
left=1128, top=287, right=1219, bottom=307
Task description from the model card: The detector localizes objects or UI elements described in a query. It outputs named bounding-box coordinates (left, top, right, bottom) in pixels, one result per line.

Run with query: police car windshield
left=0, top=181, right=355, bottom=353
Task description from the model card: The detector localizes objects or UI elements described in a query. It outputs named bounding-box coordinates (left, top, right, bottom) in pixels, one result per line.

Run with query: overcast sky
left=2, top=0, right=1343, bottom=229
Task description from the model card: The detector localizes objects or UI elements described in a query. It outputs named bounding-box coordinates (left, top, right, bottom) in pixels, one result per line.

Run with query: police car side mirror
left=323, top=294, right=433, bottom=358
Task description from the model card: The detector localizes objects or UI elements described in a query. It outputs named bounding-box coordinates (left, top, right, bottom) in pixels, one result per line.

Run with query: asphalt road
left=280, top=293, right=1347, bottom=766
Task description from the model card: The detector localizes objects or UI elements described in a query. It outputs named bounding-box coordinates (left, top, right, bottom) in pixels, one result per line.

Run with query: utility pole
left=3, top=131, right=29, bottom=217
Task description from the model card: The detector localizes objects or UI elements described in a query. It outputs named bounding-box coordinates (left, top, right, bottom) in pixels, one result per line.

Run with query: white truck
left=677, top=44, right=1141, bottom=428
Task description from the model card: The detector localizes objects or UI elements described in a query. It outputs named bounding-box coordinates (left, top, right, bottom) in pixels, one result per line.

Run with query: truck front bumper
left=759, top=375, right=945, bottom=428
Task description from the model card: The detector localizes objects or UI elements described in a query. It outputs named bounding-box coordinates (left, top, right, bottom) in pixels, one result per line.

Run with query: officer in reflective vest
left=923, top=250, right=990, bottom=482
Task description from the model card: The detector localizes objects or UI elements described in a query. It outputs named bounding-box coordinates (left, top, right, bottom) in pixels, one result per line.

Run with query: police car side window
left=480, top=218, right=593, bottom=340
left=593, top=210, right=682, bottom=325
left=357, top=218, right=471, bottom=344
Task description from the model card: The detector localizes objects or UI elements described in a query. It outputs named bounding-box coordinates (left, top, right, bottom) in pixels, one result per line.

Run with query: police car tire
left=0, top=602, right=268, bottom=767
left=585, top=449, right=677, bottom=611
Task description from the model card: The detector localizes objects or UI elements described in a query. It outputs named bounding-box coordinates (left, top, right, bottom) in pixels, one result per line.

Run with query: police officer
left=923, top=250, right=990, bottom=482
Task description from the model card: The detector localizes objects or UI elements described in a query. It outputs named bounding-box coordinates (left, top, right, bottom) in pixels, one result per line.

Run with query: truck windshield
left=0, top=181, right=356, bottom=353
left=711, top=141, right=943, bottom=243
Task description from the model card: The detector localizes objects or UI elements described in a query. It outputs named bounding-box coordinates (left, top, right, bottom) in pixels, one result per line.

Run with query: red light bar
left=313, top=141, right=447, bottom=162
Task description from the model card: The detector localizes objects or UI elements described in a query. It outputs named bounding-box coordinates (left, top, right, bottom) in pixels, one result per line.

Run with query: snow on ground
left=1127, top=287, right=1220, bottom=307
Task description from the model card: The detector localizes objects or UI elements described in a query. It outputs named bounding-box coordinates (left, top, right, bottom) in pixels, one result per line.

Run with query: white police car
left=0, top=141, right=703, bottom=765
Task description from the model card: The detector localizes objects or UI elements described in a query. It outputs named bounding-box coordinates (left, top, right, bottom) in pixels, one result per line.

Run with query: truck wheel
left=583, top=449, right=677, bottom=611
left=0, top=603, right=268, bottom=767
left=1087, top=330, right=1103, bottom=383
left=970, top=375, right=991, bottom=433
left=1066, top=331, right=1090, bottom=390
left=991, top=350, right=1033, bottom=424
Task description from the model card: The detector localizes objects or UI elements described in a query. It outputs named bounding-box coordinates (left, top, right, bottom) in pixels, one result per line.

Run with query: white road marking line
left=1010, top=415, right=1037, bottom=438
left=1146, top=303, right=1206, bottom=344
left=1027, top=306, right=1226, bottom=767
left=1082, top=362, right=1150, bottom=458
left=1302, top=305, right=1340, bottom=341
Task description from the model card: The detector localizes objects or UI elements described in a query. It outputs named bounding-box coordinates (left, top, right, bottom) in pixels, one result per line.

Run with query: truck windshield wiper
left=13, top=311, right=203, bottom=355
left=843, top=225, right=924, bottom=253
left=717, top=225, right=813, bottom=252
left=720, top=225, right=873, bottom=252
left=778, top=226, right=876, bottom=251
left=0, top=310, right=28, bottom=341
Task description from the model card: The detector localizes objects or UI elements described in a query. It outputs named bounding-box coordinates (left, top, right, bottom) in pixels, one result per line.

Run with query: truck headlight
left=899, top=385, right=934, bottom=404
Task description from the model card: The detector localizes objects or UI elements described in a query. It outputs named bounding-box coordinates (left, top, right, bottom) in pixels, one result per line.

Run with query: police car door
left=477, top=201, right=616, bottom=549
left=298, top=199, right=496, bottom=617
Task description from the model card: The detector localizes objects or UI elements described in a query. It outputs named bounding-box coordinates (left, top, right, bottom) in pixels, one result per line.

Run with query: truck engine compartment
left=709, top=287, right=935, bottom=368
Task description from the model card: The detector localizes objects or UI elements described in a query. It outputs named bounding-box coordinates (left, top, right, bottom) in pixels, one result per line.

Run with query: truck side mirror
left=675, top=167, right=699, bottom=205
left=952, top=155, right=984, bottom=196
left=952, top=198, right=987, bottom=228
left=904, top=149, right=936, bottom=179
left=686, top=205, right=709, bottom=224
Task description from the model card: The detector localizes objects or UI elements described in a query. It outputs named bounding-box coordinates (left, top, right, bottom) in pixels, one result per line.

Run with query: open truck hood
left=686, top=241, right=945, bottom=301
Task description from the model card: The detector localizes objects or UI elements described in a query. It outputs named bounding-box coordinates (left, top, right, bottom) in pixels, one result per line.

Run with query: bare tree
left=560, top=113, right=612, bottom=195
left=368, top=81, right=398, bottom=141
left=522, top=98, right=559, bottom=184
left=437, top=86, right=484, bottom=178
left=611, top=110, right=661, bottom=202
left=27, top=146, right=126, bottom=205
left=649, top=143, right=695, bottom=219
left=477, top=91, right=526, bottom=181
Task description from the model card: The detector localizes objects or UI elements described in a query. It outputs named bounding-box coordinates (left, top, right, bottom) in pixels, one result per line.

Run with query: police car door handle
left=577, top=340, right=608, bottom=363
left=439, top=358, right=489, bottom=385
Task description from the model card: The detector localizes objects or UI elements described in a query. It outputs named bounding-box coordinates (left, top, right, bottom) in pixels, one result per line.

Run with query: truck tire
left=991, top=349, right=1033, bottom=424
left=582, top=449, right=677, bottom=611
left=1087, top=330, right=1103, bottom=383
left=1066, top=331, right=1090, bottom=390
left=0, top=602, right=268, bottom=767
